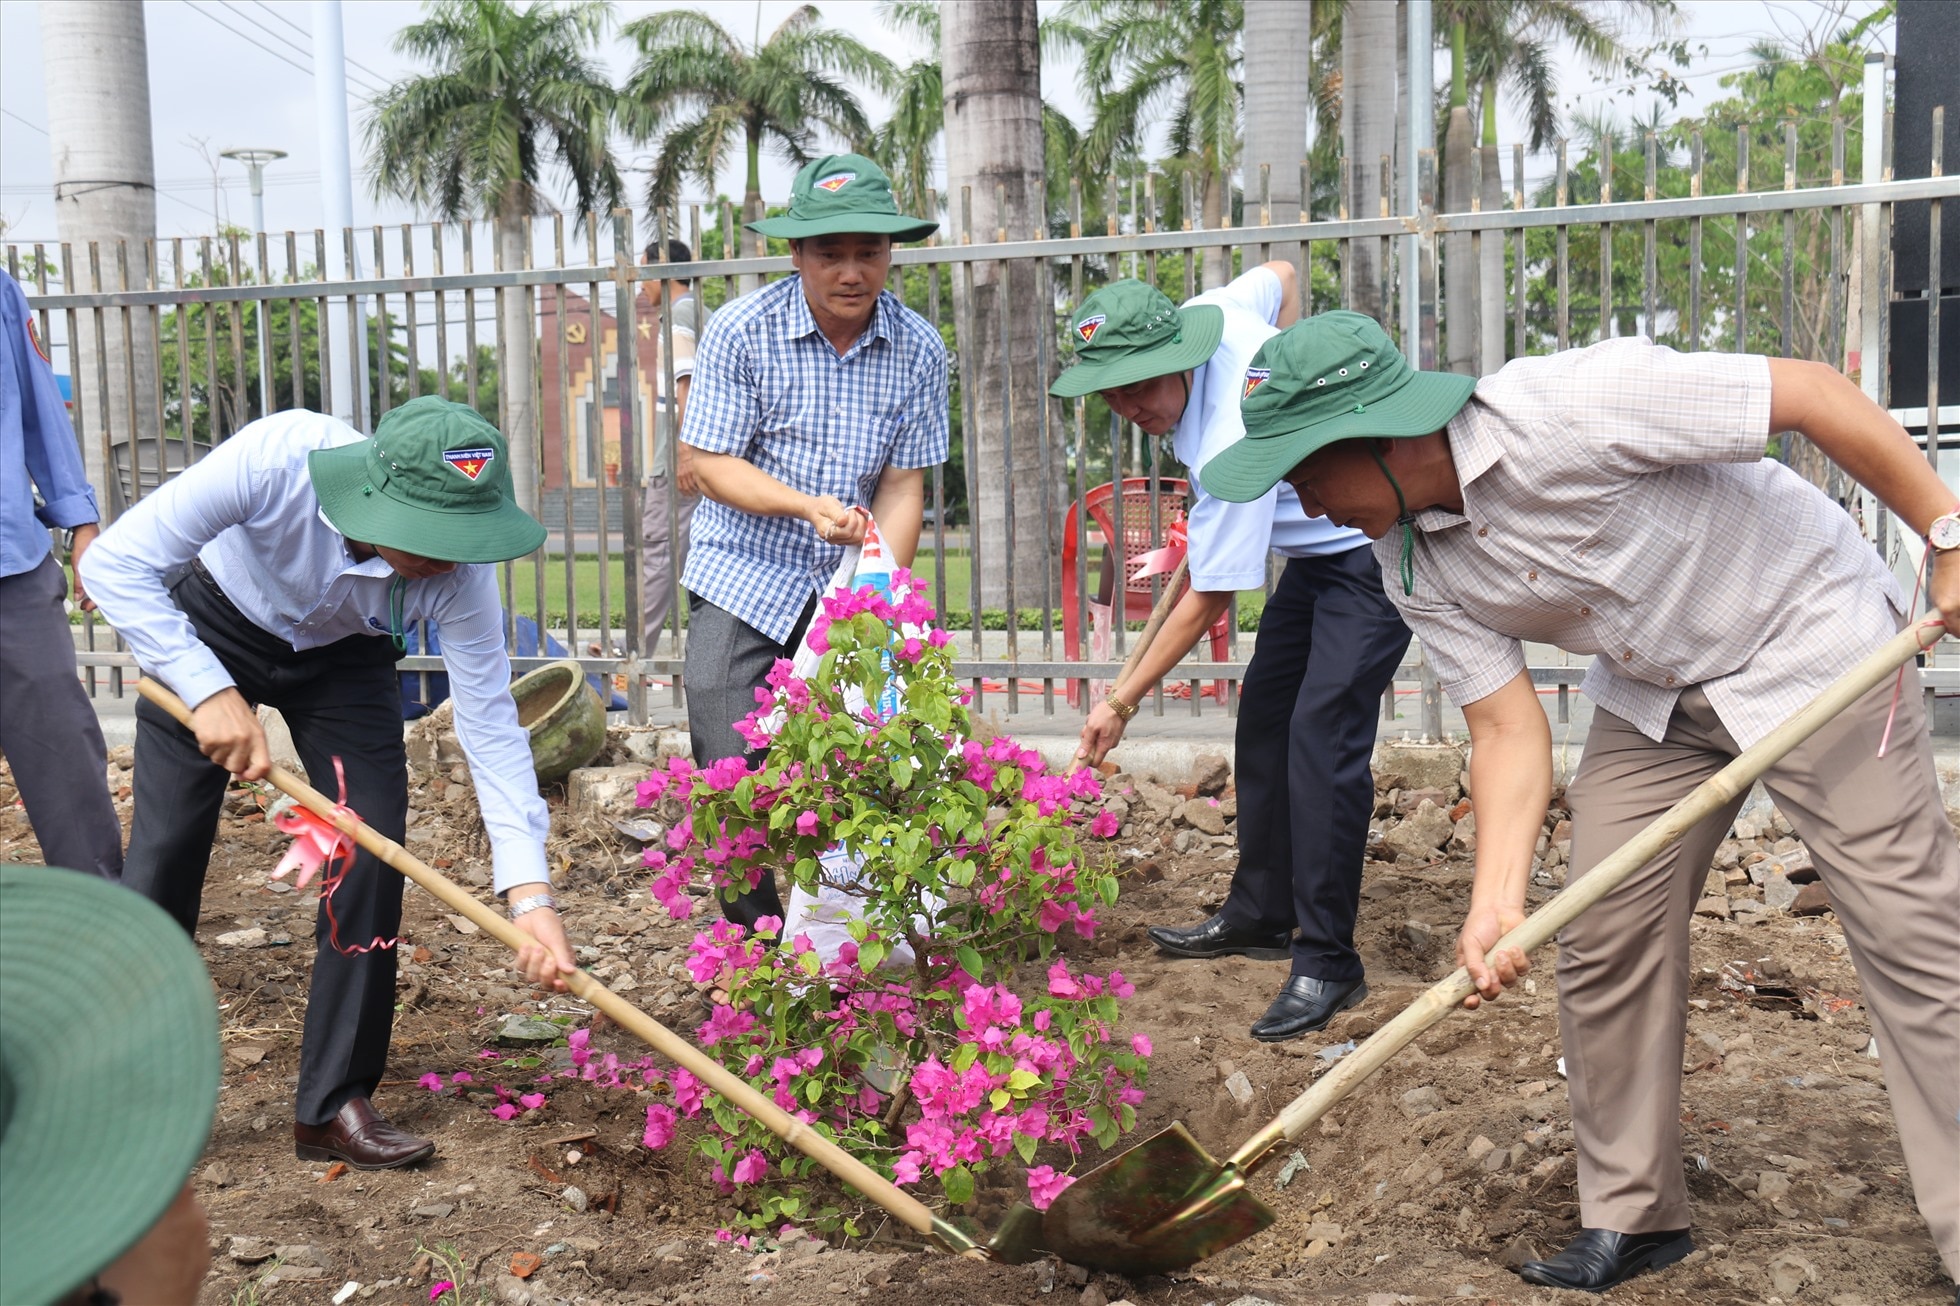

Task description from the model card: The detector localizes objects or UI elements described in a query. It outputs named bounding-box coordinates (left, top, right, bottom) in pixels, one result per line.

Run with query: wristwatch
left=1104, top=693, right=1139, bottom=722
left=1928, top=509, right=1960, bottom=552
left=507, top=892, right=557, bottom=919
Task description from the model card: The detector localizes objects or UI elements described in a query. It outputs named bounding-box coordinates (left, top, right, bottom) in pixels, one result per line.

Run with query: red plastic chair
left=1062, top=478, right=1231, bottom=706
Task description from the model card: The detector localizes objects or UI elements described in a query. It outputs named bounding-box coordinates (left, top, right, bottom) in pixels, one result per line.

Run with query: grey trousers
left=0, top=553, right=122, bottom=878
left=640, top=476, right=698, bottom=653
left=682, top=591, right=816, bottom=930
left=1561, top=681, right=1959, bottom=1278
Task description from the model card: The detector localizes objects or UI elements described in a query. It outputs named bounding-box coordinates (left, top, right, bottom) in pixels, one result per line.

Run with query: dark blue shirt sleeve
left=2, top=270, right=100, bottom=529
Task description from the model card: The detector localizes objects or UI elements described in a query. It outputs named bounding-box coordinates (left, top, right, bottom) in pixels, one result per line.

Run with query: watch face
left=1932, top=516, right=1960, bottom=550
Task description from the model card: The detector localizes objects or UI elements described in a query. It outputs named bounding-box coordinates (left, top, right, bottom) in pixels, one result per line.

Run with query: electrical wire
left=2, top=106, right=49, bottom=135
left=249, top=0, right=394, bottom=88
left=215, top=0, right=389, bottom=99
left=179, top=0, right=385, bottom=101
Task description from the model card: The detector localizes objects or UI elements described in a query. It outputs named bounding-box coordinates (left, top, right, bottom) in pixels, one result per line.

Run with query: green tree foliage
left=364, top=0, right=623, bottom=230
left=617, top=4, right=893, bottom=248
left=1514, top=3, right=1887, bottom=363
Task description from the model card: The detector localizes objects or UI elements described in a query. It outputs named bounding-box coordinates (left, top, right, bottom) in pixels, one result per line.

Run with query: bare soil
left=1, top=748, right=1950, bottom=1306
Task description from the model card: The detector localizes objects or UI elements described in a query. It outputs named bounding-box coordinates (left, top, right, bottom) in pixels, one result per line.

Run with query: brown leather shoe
left=294, top=1097, right=435, bottom=1170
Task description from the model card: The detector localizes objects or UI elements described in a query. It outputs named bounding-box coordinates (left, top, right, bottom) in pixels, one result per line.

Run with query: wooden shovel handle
left=135, top=677, right=972, bottom=1252
left=1225, top=621, right=1944, bottom=1170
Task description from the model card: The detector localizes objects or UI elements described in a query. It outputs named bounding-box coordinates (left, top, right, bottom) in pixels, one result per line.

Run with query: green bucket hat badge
left=1049, top=279, right=1225, bottom=398
left=747, top=153, right=938, bottom=242
left=308, top=394, right=547, bottom=564
left=1198, top=310, right=1477, bottom=503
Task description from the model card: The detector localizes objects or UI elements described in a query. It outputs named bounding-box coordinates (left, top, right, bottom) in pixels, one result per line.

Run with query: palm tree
left=1242, top=1, right=1341, bottom=268
left=1054, top=0, right=1243, bottom=288
left=617, top=5, right=894, bottom=259
left=1340, top=0, right=1396, bottom=319
left=366, top=0, right=623, bottom=515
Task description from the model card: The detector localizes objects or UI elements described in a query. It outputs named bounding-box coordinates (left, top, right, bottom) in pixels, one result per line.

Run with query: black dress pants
left=123, top=563, right=408, bottom=1125
left=1218, top=547, right=1410, bottom=981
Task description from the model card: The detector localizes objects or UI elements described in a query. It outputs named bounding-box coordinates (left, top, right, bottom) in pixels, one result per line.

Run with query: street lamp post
left=221, top=146, right=287, bottom=417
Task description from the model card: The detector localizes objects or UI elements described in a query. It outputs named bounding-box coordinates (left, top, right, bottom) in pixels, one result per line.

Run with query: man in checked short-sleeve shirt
left=679, top=153, right=948, bottom=930
left=1203, top=314, right=1960, bottom=1295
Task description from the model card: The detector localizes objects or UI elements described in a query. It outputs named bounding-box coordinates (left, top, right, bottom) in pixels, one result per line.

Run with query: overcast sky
left=0, top=0, right=1894, bottom=247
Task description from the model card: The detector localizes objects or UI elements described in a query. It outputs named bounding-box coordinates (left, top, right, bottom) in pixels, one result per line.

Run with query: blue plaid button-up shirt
left=680, top=274, right=950, bottom=642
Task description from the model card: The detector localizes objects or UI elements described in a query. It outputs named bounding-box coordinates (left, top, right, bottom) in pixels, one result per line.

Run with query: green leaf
left=988, top=1088, right=1011, bottom=1112
left=859, top=938, right=888, bottom=972
left=1007, top=1069, right=1040, bottom=1092
left=951, top=1041, right=979, bottom=1073
left=954, top=946, right=984, bottom=982
left=1013, top=1132, right=1038, bottom=1164
left=941, top=1163, right=975, bottom=1206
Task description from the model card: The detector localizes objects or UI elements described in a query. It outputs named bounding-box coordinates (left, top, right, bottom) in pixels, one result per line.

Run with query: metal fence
left=13, top=104, right=1957, bottom=736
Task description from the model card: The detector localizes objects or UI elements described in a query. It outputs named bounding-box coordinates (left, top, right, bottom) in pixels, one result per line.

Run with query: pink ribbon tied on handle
left=267, top=756, right=398, bottom=955
left=1125, top=514, right=1189, bottom=584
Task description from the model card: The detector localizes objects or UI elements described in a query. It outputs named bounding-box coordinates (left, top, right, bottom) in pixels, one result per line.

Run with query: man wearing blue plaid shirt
left=680, top=154, right=948, bottom=930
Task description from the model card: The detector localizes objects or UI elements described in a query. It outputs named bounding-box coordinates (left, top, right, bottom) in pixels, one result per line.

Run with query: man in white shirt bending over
left=1055, top=269, right=1410, bottom=1042
left=83, top=396, right=577, bottom=1170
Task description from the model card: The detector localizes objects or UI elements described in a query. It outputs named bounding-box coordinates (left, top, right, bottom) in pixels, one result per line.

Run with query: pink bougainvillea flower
left=429, top=1283, right=454, bottom=1301
left=1088, top=809, right=1120, bottom=839
left=1026, top=1165, right=1076, bottom=1211
left=730, top=1149, right=769, bottom=1185
left=519, top=1092, right=547, bottom=1111
left=1130, top=1034, right=1153, bottom=1057
left=449, top=1071, right=473, bottom=1086
left=642, top=1101, right=678, bottom=1150
left=670, top=1066, right=706, bottom=1117
left=489, top=1102, right=519, bottom=1121
left=418, top=1072, right=443, bottom=1092
left=795, top=810, right=819, bottom=837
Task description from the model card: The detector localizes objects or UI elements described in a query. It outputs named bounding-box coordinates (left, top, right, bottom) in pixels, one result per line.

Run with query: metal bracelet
left=508, top=892, right=557, bottom=919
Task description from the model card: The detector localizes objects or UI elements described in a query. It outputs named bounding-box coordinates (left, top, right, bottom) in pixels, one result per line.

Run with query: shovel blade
left=1039, top=1122, right=1277, bottom=1276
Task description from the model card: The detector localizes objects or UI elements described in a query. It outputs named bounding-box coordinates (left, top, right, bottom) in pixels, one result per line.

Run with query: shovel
left=1068, top=556, right=1191, bottom=775
left=135, top=678, right=1041, bottom=1263
left=1037, top=620, right=1945, bottom=1275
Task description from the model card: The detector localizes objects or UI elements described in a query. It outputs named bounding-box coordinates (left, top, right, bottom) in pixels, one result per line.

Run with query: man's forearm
left=869, top=466, right=926, bottom=567
left=687, top=447, right=816, bottom=519
left=1771, top=358, right=1955, bottom=533
left=1463, top=674, right=1553, bottom=912
left=1110, top=587, right=1233, bottom=704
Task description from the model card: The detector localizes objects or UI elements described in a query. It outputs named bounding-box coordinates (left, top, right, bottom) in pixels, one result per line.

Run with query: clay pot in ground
left=512, top=660, right=607, bottom=784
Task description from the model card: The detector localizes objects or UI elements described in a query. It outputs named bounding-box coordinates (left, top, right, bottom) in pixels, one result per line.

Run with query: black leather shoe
left=1517, top=1227, right=1693, bottom=1292
left=1147, top=913, right=1291, bottom=961
left=295, top=1097, right=435, bottom=1170
left=1248, top=975, right=1368, bottom=1042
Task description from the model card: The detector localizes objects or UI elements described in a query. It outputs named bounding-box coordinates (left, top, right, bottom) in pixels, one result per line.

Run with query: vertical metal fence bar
left=1513, top=144, right=1527, bottom=360
left=1644, top=132, right=1659, bottom=341
left=1598, top=142, right=1613, bottom=342
left=1555, top=141, right=1570, bottom=351
left=656, top=205, right=684, bottom=708
left=958, top=188, right=984, bottom=707
left=926, top=188, right=948, bottom=624
left=342, top=227, right=365, bottom=431
left=1783, top=123, right=1798, bottom=359
left=1379, top=154, right=1395, bottom=335
left=614, top=209, right=644, bottom=725
left=285, top=232, right=303, bottom=406
left=314, top=231, right=332, bottom=411
left=371, top=227, right=391, bottom=419
left=1337, top=154, right=1351, bottom=311
left=1735, top=128, right=1750, bottom=354
left=1689, top=133, right=1704, bottom=347
left=584, top=219, right=605, bottom=668
left=1929, top=106, right=1944, bottom=476
left=225, top=236, right=247, bottom=431
left=172, top=239, right=189, bottom=463
left=144, top=240, right=165, bottom=464
left=254, top=231, right=272, bottom=416
left=1032, top=215, right=1057, bottom=714
left=995, top=185, right=1020, bottom=714
left=554, top=215, right=578, bottom=668
left=1830, top=120, right=1846, bottom=375
left=1073, top=179, right=1092, bottom=714
left=117, top=242, right=145, bottom=502
left=491, top=221, right=516, bottom=634
left=402, top=225, right=421, bottom=400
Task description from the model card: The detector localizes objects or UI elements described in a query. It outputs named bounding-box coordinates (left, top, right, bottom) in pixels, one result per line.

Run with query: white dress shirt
left=81, top=409, right=551, bottom=892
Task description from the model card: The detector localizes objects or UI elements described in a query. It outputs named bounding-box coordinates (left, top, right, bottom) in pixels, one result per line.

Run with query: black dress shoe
left=295, top=1097, right=436, bottom=1170
left=1248, top=975, right=1368, bottom=1042
left=1517, top=1227, right=1693, bottom=1292
left=1147, top=913, right=1292, bottom=961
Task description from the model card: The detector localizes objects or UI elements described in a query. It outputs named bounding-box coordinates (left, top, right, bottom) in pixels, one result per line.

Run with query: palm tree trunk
left=1342, top=0, right=1396, bottom=321
left=741, top=127, right=765, bottom=294
left=1199, top=166, right=1228, bottom=289
left=943, top=0, right=1054, bottom=611
left=42, top=0, right=160, bottom=502
left=1242, top=0, right=1314, bottom=271
left=496, top=207, right=540, bottom=518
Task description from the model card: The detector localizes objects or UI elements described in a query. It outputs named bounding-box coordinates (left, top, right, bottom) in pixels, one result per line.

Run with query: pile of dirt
left=0, top=739, right=1951, bottom=1305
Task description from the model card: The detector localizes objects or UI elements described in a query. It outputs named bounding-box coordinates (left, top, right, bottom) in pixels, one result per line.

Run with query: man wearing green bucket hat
left=1053, top=267, right=1411, bottom=1044
left=1204, top=313, right=1960, bottom=1294
left=679, top=152, right=947, bottom=930
left=81, top=396, right=579, bottom=1171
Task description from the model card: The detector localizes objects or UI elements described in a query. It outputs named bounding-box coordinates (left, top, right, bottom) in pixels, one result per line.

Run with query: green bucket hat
left=747, top=153, right=938, bottom=242
left=0, top=865, right=221, bottom=1305
left=309, top=395, right=547, bottom=563
left=1048, top=280, right=1225, bottom=398
left=1199, top=311, right=1477, bottom=503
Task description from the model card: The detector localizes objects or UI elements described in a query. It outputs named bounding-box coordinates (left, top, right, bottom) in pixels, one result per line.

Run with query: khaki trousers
left=1560, top=680, right=1959, bottom=1278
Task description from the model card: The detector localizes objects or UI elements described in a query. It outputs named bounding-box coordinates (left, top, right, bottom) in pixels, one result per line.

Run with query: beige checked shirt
left=1376, top=338, right=1906, bottom=749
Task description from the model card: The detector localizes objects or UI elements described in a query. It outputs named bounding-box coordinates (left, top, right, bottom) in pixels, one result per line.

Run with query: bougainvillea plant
left=632, top=568, right=1148, bottom=1231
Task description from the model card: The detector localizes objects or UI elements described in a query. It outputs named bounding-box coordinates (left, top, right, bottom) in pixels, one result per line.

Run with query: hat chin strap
left=1367, top=444, right=1418, bottom=596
